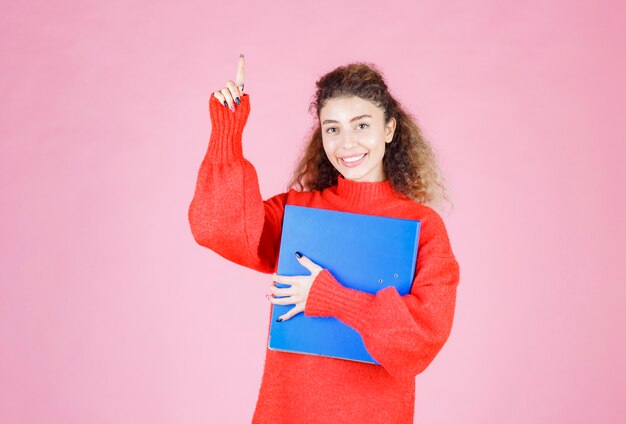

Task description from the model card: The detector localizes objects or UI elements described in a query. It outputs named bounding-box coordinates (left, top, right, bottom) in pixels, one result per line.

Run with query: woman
left=188, top=54, right=460, bottom=423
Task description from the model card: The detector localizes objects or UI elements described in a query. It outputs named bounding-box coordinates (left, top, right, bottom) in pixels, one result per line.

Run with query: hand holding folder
left=270, top=252, right=324, bottom=322
left=268, top=205, right=421, bottom=364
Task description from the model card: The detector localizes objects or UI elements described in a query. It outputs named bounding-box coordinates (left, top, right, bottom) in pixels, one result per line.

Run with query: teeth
left=342, top=154, right=365, bottom=162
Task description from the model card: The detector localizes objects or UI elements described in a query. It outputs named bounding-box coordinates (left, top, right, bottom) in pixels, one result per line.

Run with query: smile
left=340, top=153, right=367, bottom=167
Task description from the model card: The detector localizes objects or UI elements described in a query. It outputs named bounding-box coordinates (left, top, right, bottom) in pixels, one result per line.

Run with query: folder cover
left=268, top=205, right=421, bottom=364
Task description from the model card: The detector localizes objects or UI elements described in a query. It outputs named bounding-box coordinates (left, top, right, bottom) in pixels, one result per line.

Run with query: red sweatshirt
left=188, top=93, right=461, bottom=423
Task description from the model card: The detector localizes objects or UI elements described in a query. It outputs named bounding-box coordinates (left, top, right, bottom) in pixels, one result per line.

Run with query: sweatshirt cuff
left=206, top=93, right=251, bottom=161
left=304, top=269, right=374, bottom=329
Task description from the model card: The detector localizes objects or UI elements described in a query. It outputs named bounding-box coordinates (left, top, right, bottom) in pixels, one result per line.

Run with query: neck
left=334, top=174, right=397, bottom=204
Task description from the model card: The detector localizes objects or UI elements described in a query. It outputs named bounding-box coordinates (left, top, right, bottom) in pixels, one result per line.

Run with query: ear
left=385, top=117, right=396, bottom=143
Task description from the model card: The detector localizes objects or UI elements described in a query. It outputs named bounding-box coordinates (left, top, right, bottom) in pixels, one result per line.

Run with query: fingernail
left=276, top=318, right=283, bottom=322
left=223, top=100, right=227, bottom=107
left=295, top=251, right=302, bottom=259
left=241, top=83, right=244, bottom=92
left=230, top=105, right=235, bottom=112
left=235, top=97, right=240, bottom=105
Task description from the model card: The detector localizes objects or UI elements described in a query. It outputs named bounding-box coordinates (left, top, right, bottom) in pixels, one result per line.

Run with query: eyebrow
left=321, top=115, right=372, bottom=125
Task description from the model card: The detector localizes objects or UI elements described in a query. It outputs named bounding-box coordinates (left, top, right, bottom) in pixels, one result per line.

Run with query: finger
left=278, top=305, right=303, bottom=322
left=226, top=80, right=242, bottom=103
left=273, top=273, right=307, bottom=286
left=269, top=285, right=297, bottom=297
left=296, top=253, right=324, bottom=274
left=235, top=54, right=245, bottom=92
left=272, top=272, right=290, bottom=285
left=220, top=87, right=235, bottom=110
left=213, top=91, right=227, bottom=107
left=270, top=294, right=297, bottom=305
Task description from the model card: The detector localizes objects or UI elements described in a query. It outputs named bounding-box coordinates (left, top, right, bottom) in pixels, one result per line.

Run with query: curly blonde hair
left=286, top=62, right=452, bottom=212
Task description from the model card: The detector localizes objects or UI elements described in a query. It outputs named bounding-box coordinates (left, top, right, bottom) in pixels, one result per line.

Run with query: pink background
left=2, top=1, right=625, bottom=423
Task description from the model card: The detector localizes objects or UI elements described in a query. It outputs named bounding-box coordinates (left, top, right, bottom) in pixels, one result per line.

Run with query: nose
left=339, top=132, right=358, bottom=149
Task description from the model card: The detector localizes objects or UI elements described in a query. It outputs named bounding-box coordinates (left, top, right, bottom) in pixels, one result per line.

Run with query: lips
left=339, top=153, right=367, bottom=167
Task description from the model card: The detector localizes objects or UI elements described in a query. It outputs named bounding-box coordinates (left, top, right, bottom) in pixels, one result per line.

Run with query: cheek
left=322, top=140, right=338, bottom=159
left=363, top=134, right=385, bottom=152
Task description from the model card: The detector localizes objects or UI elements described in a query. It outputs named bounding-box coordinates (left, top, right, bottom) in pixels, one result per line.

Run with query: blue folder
left=268, top=205, right=421, bottom=364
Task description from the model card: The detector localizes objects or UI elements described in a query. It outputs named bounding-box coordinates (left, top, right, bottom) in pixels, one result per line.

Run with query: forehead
left=319, top=96, right=383, bottom=121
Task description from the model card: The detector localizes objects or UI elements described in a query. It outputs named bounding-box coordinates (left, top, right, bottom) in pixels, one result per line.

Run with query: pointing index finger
left=236, top=54, right=245, bottom=91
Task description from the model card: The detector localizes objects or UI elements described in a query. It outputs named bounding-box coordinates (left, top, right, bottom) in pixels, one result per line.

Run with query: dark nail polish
left=295, top=251, right=302, bottom=259
left=235, top=97, right=240, bottom=105
left=241, top=83, right=244, bottom=92
left=277, top=318, right=283, bottom=322
left=223, top=100, right=227, bottom=107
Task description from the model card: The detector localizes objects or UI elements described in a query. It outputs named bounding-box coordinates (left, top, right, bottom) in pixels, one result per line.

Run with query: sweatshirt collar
left=334, top=174, right=398, bottom=203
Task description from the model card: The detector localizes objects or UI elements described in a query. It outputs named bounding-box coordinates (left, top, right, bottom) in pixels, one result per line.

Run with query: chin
left=341, top=168, right=370, bottom=181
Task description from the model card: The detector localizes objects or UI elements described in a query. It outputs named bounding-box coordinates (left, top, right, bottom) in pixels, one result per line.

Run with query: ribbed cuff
left=206, top=93, right=251, bottom=161
left=304, top=269, right=374, bottom=329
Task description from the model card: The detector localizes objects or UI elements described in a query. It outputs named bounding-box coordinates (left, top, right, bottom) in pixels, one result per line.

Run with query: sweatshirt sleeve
left=303, top=211, right=461, bottom=381
left=188, top=93, right=287, bottom=274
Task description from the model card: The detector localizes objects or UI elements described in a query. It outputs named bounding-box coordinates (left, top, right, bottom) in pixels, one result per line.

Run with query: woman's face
left=320, top=96, right=396, bottom=182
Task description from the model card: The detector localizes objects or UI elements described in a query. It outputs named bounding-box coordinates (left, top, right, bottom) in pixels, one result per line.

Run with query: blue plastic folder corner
left=268, top=205, right=421, bottom=364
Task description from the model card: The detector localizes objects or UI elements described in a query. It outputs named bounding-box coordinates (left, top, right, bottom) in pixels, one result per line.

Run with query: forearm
left=188, top=94, right=286, bottom=273
left=304, top=258, right=459, bottom=381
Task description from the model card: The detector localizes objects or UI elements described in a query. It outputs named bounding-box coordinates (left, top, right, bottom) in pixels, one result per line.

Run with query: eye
left=326, top=127, right=338, bottom=133
left=356, top=123, right=369, bottom=129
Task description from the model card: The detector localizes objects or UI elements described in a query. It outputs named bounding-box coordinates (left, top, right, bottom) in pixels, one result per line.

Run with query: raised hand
left=212, top=54, right=245, bottom=112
